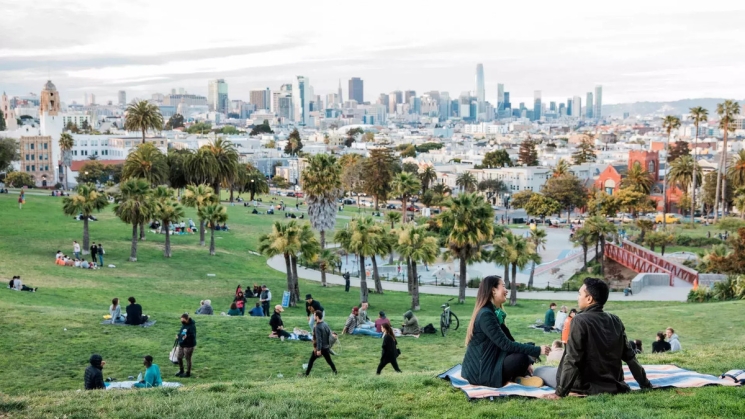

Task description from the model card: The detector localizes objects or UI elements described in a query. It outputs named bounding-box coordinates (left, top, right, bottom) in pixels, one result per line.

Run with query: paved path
left=266, top=255, right=690, bottom=302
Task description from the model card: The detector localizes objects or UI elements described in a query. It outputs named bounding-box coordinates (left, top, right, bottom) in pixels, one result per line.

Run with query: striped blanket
left=438, top=364, right=741, bottom=400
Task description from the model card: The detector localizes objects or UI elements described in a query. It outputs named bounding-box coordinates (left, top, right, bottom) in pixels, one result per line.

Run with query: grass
left=1, top=194, right=744, bottom=418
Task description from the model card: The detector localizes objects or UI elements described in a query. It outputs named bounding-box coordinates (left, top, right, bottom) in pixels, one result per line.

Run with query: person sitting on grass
left=561, top=309, right=577, bottom=344
left=535, top=277, right=652, bottom=398
left=666, top=328, right=682, bottom=352
left=544, top=302, right=556, bottom=332
left=248, top=302, right=264, bottom=316
left=125, top=297, right=148, bottom=326
left=81, top=259, right=91, bottom=269
left=547, top=340, right=564, bottom=362
left=462, top=275, right=549, bottom=389
left=74, top=258, right=81, bottom=268
left=555, top=306, right=568, bottom=332
left=8, top=276, right=37, bottom=292
left=195, top=300, right=214, bottom=315
left=652, top=332, right=671, bottom=353
left=56, top=250, right=63, bottom=261
left=109, top=298, right=125, bottom=323
left=65, top=257, right=74, bottom=267
left=357, top=302, right=375, bottom=328
left=84, top=354, right=106, bottom=390
left=270, top=304, right=293, bottom=340
left=343, top=307, right=383, bottom=337
left=234, top=291, right=246, bottom=315
left=376, top=322, right=402, bottom=374
left=133, top=355, right=162, bottom=388
left=227, top=302, right=241, bottom=316
left=401, top=310, right=421, bottom=335
left=375, top=311, right=391, bottom=333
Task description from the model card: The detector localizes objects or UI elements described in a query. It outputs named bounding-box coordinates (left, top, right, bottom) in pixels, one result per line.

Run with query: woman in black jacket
left=376, top=323, right=402, bottom=374
left=462, top=275, right=550, bottom=387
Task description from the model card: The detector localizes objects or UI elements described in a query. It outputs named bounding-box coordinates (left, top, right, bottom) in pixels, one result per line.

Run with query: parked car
left=679, top=216, right=701, bottom=224
left=654, top=213, right=681, bottom=224
left=295, top=192, right=304, bottom=198
left=406, top=205, right=420, bottom=212
left=343, top=198, right=356, bottom=205
left=287, top=192, right=296, bottom=197
left=386, top=203, right=397, bottom=210
left=549, top=218, right=567, bottom=225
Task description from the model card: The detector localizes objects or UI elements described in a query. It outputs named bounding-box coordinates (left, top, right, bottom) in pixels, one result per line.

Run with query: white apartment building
left=474, top=166, right=553, bottom=193
left=61, top=112, right=93, bottom=129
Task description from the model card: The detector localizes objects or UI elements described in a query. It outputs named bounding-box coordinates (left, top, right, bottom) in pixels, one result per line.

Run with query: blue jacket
left=134, top=364, right=162, bottom=388
left=249, top=306, right=265, bottom=316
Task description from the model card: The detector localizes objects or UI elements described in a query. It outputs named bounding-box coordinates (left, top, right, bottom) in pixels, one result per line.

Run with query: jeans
left=533, top=366, right=558, bottom=388
left=74, top=252, right=80, bottom=259
left=306, top=348, right=336, bottom=375
left=359, top=321, right=375, bottom=329
left=177, top=346, right=195, bottom=373
left=98, top=254, right=104, bottom=266
left=262, top=302, right=270, bottom=317
left=275, top=329, right=292, bottom=339
left=309, top=311, right=325, bottom=332
left=502, top=353, right=532, bottom=386
left=352, top=328, right=382, bottom=338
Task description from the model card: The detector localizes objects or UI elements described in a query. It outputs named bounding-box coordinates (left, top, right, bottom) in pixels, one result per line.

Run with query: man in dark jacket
left=176, top=313, right=197, bottom=377
left=84, top=354, right=106, bottom=390
left=538, top=278, right=652, bottom=398
left=90, top=242, right=98, bottom=263
left=343, top=271, right=350, bottom=292
left=270, top=305, right=292, bottom=340
left=125, top=296, right=148, bottom=325
left=305, top=311, right=337, bottom=376
left=305, top=294, right=325, bottom=331
left=544, top=302, right=556, bottom=332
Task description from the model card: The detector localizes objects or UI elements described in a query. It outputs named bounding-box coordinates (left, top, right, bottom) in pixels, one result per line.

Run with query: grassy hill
left=0, top=194, right=743, bottom=418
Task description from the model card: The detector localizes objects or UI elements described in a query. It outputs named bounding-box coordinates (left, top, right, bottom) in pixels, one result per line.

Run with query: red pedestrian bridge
left=604, top=240, right=699, bottom=287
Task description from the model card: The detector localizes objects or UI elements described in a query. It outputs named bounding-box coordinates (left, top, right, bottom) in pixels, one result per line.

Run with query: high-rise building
left=208, top=79, right=229, bottom=113
left=348, top=77, right=363, bottom=104
left=594, top=85, right=603, bottom=119
left=118, top=90, right=126, bottom=106
left=497, top=84, right=505, bottom=111
left=567, top=97, right=573, bottom=116
left=250, top=89, right=271, bottom=111
left=549, top=101, right=556, bottom=112
left=378, top=93, right=389, bottom=108
left=572, top=96, right=582, bottom=118
left=475, top=64, right=485, bottom=120
left=293, top=76, right=313, bottom=125
left=389, top=91, right=402, bottom=114
left=404, top=90, right=416, bottom=104
left=338, top=80, right=343, bottom=106
left=533, top=90, right=542, bottom=121
left=559, top=103, right=566, bottom=116
left=439, top=92, right=451, bottom=118
left=503, top=92, right=511, bottom=110
left=586, top=92, right=594, bottom=119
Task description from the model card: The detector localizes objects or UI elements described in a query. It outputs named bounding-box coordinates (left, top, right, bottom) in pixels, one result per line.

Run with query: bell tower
left=1, top=92, right=18, bottom=130
left=628, top=150, right=659, bottom=183
left=39, top=80, right=63, bottom=184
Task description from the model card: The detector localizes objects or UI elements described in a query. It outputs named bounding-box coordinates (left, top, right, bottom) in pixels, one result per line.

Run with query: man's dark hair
left=144, top=355, right=153, bottom=364
left=128, top=296, right=136, bottom=304
left=583, top=277, right=609, bottom=306
left=314, top=310, right=323, bottom=320
left=549, top=302, right=556, bottom=308
left=181, top=313, right=190, bottom=319
left=656, top=332, right=665, bottom=340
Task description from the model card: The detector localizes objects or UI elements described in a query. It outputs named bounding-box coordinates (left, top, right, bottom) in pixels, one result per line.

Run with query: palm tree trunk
left=290, top=256, right=300, bottom=303
left=503, top=262, right=510, bottom=287
left=691, top=132, right=697, bottom=225
left=139, top=222, right=146, bottom=241
left=199, top=219, right=206, bottom=246
left=510, top=263, right=518, bottom=306
left=582, top=244, right=588, bottom=270
left=528, top=260, right=536, bottom=290
left=284, top=253, right=295, bottom=307
left=65, top=165, right=69, bottom=191
left=407, top=257, right=413, bottom=294
left=164, top=220, right=171, bottom=257
left=715, top=151, right=724, bottom=222
left=599, top=236, right=606, bottom=276
left=359, top=255, right=368, bottom=303
left=458, top=257, right=467, bottom=304
left=371, top=256, right=383, bottom=294
left=129, top=224, right=138, bottom=262
left=402, top=195, right=407, bottom=223
left=82, top=217, right=90, bottom=254
left=229, top=187, right=234, bottom=203
left=411, top=260, right=420, bottom=311
left=209, top=226, right=216, bottom=255
left=321, top=262, right=327, bottom=287
left=142, top=128, right=146, bottom=144
left=388, top=251, right=394, bottom=265
left=320, top=230, right=326, bottom=249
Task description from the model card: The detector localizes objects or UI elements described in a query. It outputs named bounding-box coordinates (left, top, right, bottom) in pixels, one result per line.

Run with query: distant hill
left=602, top=98, right=745, bottom=118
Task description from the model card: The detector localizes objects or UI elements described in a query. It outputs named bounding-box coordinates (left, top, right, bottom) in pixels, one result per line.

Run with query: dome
left=44, top=80, right=57, bottom=91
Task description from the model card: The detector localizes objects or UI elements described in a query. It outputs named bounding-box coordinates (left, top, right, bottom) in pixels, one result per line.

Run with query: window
left=31, top=165, right=35, bottom=171
left=30, top=143, right=34, bottom=150
left=44, top=143, right=48, bottom=149
left=31, top=155, right=35, bottom=160
left=45, top=165, right=49, bottom=171
left=25, top=165, right=29, bottom=171
left=25, top=154, right=29, bottom=160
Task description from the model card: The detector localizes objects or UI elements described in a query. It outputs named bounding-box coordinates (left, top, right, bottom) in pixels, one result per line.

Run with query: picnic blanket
left=105, top=381, right=181, bottom=390
left=438, top=364, right=741, bottom=400
left=101, top=320, right=157, bottom=328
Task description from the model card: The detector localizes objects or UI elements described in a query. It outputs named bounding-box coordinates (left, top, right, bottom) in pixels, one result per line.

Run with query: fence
left=621, top=240, right=699, bottom=285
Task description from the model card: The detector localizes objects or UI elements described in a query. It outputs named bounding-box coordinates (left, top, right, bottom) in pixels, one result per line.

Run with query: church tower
left=628, top=150, right=659, bottom=183
left=39, top=80, right=63, bottom=184
left=1, top=91, right=18, bottom=130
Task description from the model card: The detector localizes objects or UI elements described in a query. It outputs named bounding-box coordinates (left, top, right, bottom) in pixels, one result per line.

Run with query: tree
left=242, top=167, right=269, bottom=201
left=437, top=193, right=494, bottom=303
left=615, top=188, right=655, bottom=218
left=167, top=149, right=193, bottom=191
left=571, top=226, right=593, bottom=271
left=249, top=120, right=274, bottom=136
left=572, top=136, right=596, bottom=164
left=552, top=159, right=571, bottom=177
left=524, top=194, right=562, bottom=221
left=678, top=192, right=692, bottom=216
left=667, top=141, right=690, bottom=162
left=661, top=115, right=682, bottom=224
left=527, top=228, right=547, bottom=289
left=113, top=179, right=152, bottom=261
left=668, top=155, right=701, bottom=212
left=153, top=186, right=185, bottom=257
left=186, top=122, right=212, bottom=134
left=418, top=166, right=438, bottom=193
left=587, top=190, right=621, bottom=218
left=392, top=172, right=421, bottom=223
left=500, top=230, right=532, bottom=305
left=166, top=114, right=185, bottom=130
left=385, top=211, right=401, bottom=229
left=272, top=176, right=290, bottom=189
left=284, top=129, right=303, bottom=156
left=58, top=133, right=74, bottom=190
left=727, top=150, right=745, bottom=190
left=621, top=163, right=654, bottom=195
left=401, top=162, right=419, bottom=174
left=62, top=183, right=109, bottom=254
left=363, top=148, right=396, bottom=209
left=182, top=184, right=217, bottom=246
left=689, top=106, right=709, bottom=225
left=122, top=143, right=168, bottom=186
left=397, top=226, right=438, bottom=310
left=124, top=100, right=163, bottom=144
left=715, top=100, right=741, bottom=221
left=76, top=161, right=108, bottom=184
left=345, top=127, right=364, bottom=147
left=204, top=138, right=239, bottom=198
left=5, top=171, right=34, bottom=187
left=400, top=144, right=416, bottom=158
left=199, top=203, right=228, bottom=256
left=0, top=110, right=5, bottom=131
left=510, top=190, right=535, bottom=209
left=478, top=178, right=507, bottom=204
left=259, top=221, right=301, bottom=307
left=703, top=172, right=732, bottom=213
left=542, top=174, right=588, bottom=222
left=584, top=216, right=617, bottom=274
left=344, top=216, right=384, bottom=303
left=645, top=231, right=674, bottom=255
left=635, top=219, right=654, bottom=243
left=456, top=172, right=477, bottom=192
left=0, top=137, right=19, bottom=173
left=518, top=138, right=539, bottom=166
left=482, top=149, right=512, bottom=168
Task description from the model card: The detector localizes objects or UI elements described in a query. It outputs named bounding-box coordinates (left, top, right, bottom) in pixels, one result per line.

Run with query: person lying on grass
left=535, top=277, right=652, bottom=398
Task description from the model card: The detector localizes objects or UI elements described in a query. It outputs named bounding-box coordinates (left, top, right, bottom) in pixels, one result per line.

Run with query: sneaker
left=184, top=372, right=191, bottom=378
left=516, top=376, right=544, bottom=387
left=33, top=288, right=37, bottom=292
left=280, top=336, right=285, bottom=342
left=175, top=371, right=184, bottom=377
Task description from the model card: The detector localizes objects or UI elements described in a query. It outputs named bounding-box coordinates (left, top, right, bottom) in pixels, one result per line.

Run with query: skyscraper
left=497, top=84, right=505, bottom=112
left=572, top=96, right=582, bottom=118
left=533, top=90, right=542, bottom=121
left=389, top=90, right=403, bottom=114
left=503, top=92, right=511, bottom=110
left=404, top=90, right=416, bottom=104
left=594, top=85, right=603, bottom=119
left=549, top=101, right=556, bottom=112
left=338, top=80, right=343, bottom=106
left=475, top=64, right=485, bottom=120
left=250, top=89, right=271, bottom=111
left=439, top=91, right=451, bottom=118
left=293, top=76, right=313, bottom=125
left=348, top=77, right=363, bottom=104
left=118, top=90, right=126, bottom=106
left=567, top=97, right=573, bottom=116
left=585, top=92, right=594, bottom=119
left=208, top=79, right=229, bottom=113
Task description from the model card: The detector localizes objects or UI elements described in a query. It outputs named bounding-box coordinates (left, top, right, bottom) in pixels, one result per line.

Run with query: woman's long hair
left=111, top=297, right=119, bottom=308
left=381, top=322, right=396, bottom=342
left=465, top=275, right=503, bottom=345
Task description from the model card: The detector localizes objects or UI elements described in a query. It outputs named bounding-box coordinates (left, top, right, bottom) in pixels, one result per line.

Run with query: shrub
left=467, top=277, right=481, bottom=288
left=674, top=235, right=722, bottom=247
left=5, top=172, right=34, bottom=188
left=687, top=287, right=713, bottom=303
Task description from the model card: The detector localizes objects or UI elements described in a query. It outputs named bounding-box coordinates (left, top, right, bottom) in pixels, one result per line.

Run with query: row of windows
left=24, top=154, right=49, bottom=161
left=24, top=143, right=49, bottom=150
left=25, top=165, right=50, bottom=172
left=75, top=140, right=109, bottom=147
left=72, top=150, right=109, bottom=156
left=508, top=185, right=535, bottom=191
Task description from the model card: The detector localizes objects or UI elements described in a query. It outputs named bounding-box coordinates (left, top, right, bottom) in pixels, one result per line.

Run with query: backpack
left=422, top=323, right=437, bottom=334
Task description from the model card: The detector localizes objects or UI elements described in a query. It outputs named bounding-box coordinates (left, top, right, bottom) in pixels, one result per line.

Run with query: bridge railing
left=605, top=243, right=673, bottom=286
left=621, top=240, right=699, bottom=285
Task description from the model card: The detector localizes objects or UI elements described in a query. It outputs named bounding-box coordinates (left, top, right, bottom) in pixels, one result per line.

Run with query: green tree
left=418, top=166, right=437, bottom=193
left=345, top=127, right=364, bottom=147
left=635, top=218, right=654, bottom=243
left=284, top=129, right=303, bottom=156
left=186, top=122, right=212, bottom=134
left=5, top=172, right=34, bottom=187
left=668, top=155, right=701, bottom=212
left=584, top=216, right=617, bottom=274
left=667, top=141, right=690, bottom=163
left=392, top=172, right=421, bottom=223
left=166, top=149, right=193, bottom=191
left=338, top=216, right=384, bottom=303
left=527, top=228, right=547, bottom=289
left=397, top=225, right=439, bottom=310
left=166, top=114, right=185, bottom=129
left=272, top=176, right=290, bottom=189
left=402, top=162, right=418, bottom=174
left=124, top=100, right=163, bottom=144
left=703, top=172, right=732, bottom=213
left=62, top=183, right=109, bottom=254
left=76, top=161, right=108, bottom=184
left=242, top=167, right=269, bottom=201
left=455, top=172, right=478, bottom=193
left=500, top=230, right=532, bottom=305
left=482, top=149, right=512, bottom=168
left=400, top=144, right=416, bottom=158
left=552, top=158, right=571, bottom=177
left=689, top=106, right=709, bottom=224
left=621, top=162, right=654, bottom=195
left=199, top=203, right=228, bottom=256
left=249, top=120, right=274, bottom=136
left=259, top=221, right=301, bottom=307
left=153, top=186, right=185, bottom=257
left=572, top=136, right=596, bottom=164
left=518, top=138, right=539, bottom=166
left=645, top=231, right=674, bottom=255
left=385, top=211, right=402, bottom=229
left=58, top=133, right=74, bottom=190
left=362, top=148, right=396, bottom=209
left=615, top=188, right=655, bottom=218
left=662, top=115, right=681, bottom=226
left=571, top=226, right=593, bottom=271
left=510, top=190, right=535, bottom=209
left=0, top=137, right=19, bottom=173
left=205, top=138, right=239, bottom=198
left=477, top=178, right=507, bottom=204
left=122, top=143, right=168, bottom=186
left=113, top=179, right=152, bottom=261
left=0, top=110, right=5, bottom=131
left=542, top=174, right=588, bottom=222
left=182, top=184, right=217, bottom=246
left=587, top=190, right=621, bottom=218
left=715, top=100, right=741, bottom=221
left=524, top=193, right=562, bottom=222
left=437, top=193, right=494, bottom=303
left=727, top=150, right=745, bottom=190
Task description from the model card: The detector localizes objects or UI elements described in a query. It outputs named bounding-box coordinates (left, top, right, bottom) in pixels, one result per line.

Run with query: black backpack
left=422, top=323, right=437, bottom=334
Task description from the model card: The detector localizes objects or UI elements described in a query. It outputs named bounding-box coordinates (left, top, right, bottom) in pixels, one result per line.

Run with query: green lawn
left=1, top=194, right=744, bottom=418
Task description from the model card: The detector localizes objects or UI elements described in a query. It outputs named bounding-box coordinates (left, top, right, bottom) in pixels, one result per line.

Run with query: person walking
left=305, top=311, right=337, bottom=376
left=175, top=313, right=197, bottom=378
left=90, top=242, right=98, bottom=264
left=259, top=285, right=272, bottom=317
left=343, top=271, right=350, bottom=292
left=376, top=323, right=402, bottom=374
left=305, top=294, right=325, bottom=331
left=97, top=243, right=105, bottom=266
left=18, top=191, right=25, bottom=209
left=73, top=240, right=81, bottom=259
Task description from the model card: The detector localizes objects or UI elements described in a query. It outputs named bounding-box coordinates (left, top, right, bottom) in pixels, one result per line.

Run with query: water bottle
left=137, top=372, right=143, bottom=382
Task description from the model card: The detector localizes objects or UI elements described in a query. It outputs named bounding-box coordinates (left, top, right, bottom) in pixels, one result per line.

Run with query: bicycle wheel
left=440, top=313, right=448, bottom=337
left=450, top=312, right=460, bottom=331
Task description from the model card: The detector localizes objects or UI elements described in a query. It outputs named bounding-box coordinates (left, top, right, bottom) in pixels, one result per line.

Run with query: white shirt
left=74, top=261, right=81, bottom=267
left=555, top=312, right=568, bottom=331
left=73, top=243, right=80, bottom=252
left=56, top=252, right=63, bottom=260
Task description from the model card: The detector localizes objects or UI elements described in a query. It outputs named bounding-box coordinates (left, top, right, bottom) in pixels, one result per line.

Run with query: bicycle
left=440, top=297, right=460, bottom=337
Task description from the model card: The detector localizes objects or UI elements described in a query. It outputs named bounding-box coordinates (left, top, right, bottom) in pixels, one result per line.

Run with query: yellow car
left=654, top=213, right=680, bottom=224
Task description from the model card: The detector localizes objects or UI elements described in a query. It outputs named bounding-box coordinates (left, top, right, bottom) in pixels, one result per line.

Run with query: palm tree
left=391, top=172, right=421, bottom=223
left=316, top=248, right=341, bottom=286
left=124, top=100, right=163, bottom=144
left=504, top=232, right=532, bottom=306
left=152, top=186, right=184, bottom=258
left=728, top=150, right=745, bottom=190
left=397, top=225, right=438, bottom=310
left=437, top=193, right=494, bottom=303
left=689, top=106, right=709, bottom=224
left=431, top=183, right=452, bottom=211
left=734, top=195, right=745, bottom=220
left=243, top=167, right=269, bottom=201
left=290, top=223, right=319, bottom=301
left=58, top=133, right=74, bottom=191
left=198, top=203, right=228, bottom=256
left=349, top=216, right=385, bottom=302
left=455, top=172, right=478, bottom=193
left=186, top=148, right=217, bottom=187
left=490, top=233, right=513, bottom=288
left=552, top=159, right=570, bottom=177
left=61, top=183, right=109, bottom=254
left=122, top=143, right=168, bottom=186
left=301, top=154, right=342, bottom=254
left=635, top=218, right=654, bottom=243
left=527, top=228, right=547, bottom=289
left=668, top=155, right=701, bottom=213
left=715, top=100, right=741, bottom=221
left=584, top=216, right=617, bottom=275
left=259, top=221, right=301, bottom=307
left=621, top=163, right=654, bottom=195
left=204, top=137, right=239, bottom=198
left=570, top=227, right=593, bottom=271
left=418, top=166, right=437, bottom=193
left=182, top=184, right=217, bottom=246
left=113, top=179, right=152, bottom=262
left=662, top=115, right=681, bottom=227
left=385, top=211, right=402, bottom=229
left=167, top=148, right=193, bottom=192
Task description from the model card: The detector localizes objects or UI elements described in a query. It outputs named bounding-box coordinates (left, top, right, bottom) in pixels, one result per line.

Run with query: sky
left=1, top=0, right=744, bottom=106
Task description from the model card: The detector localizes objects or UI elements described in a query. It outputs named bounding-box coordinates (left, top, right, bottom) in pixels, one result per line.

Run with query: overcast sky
left=1, top=0, right=744, bottom=106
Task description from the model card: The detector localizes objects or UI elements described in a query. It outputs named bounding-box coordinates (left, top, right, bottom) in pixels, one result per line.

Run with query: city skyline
left=1, top=1, right=744, bottom=105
